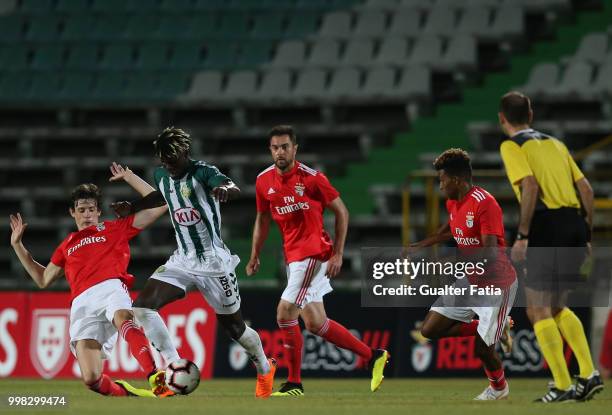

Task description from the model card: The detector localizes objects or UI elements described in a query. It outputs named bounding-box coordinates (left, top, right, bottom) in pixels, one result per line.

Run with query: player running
left=246, top=125, right=390, bottom=397
left=411, top=149, right=517, bottom=400
left=110, top=127, right=276, bottom=398
left=9, top=183, right=170, bottom=398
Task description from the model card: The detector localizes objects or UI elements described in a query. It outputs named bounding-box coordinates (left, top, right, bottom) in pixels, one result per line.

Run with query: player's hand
left=9, top=213, right=27, bottom=246
left=511, top=239, right=528, bottom=263
left=586, top=242, right=592, bottom=257
left=211, top=185, right=230, bottom=203
left=246, top=257, right=260, bottom=276
left=326, top=253, right=343, bottom=278
left=109, top=162, right=134, bottom=182
left=111, top=201, right=133, bottom=218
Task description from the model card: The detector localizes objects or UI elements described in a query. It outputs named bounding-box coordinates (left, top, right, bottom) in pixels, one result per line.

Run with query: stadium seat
left=293, top=68, right=328, bottom=100
left=61, top=15, right=97, bottom=41
left=91, top=0, right=126, bottom=13
left=0, top=45, right=31, bottom=71
left=392, top=65, right=431, bottom=99
left=258, top=69, right=292, bottom=100
left=521, top=63, right=560, bottom=96
left=308, top=39, right=342, bottom=68
left=160, top=0, right=193, bottom=11
left=327, top=67, right=362, bottom=100
left=19, top=0, right=54, bottom=13
left=123, top=72, right=158, bottom=101
left=375, top=37, right=411, bottom=66
left=341, top=39, right=376, bottom=67
left=29, top=73, right=62, bottom=101
left=285, top=11, right=320, bottom=38
left=65, top=45, right=100, bottom=71
left=409, top=36, right=443, bottom=66
left=550, top=61, right=594, bottom=98
left=353, top=11, right=388, bottom=37
left=360, top=0, right=401, bottom=10
left=0, top=72, right=30, bottom=102
left=31, top=44, right=66, bottom=70
left=439, top=35, right=477, bottom=70
left=124, top=15, right=161, bottom=40
left=399, top=0, right=434, bottom=9
left=100, top=44, right=136, bottom=70
left=252, top=12, right=286, bottom=38
left=182, top=70, right=224, bottom=101
left=56, top=0, right=90, bottom=12
left=268, top=40, right=307, bottom=69
left=169, top=41, right=205, bottom=69
left=318, top=11, right=353, bottom=38
left=92, top=73, right=126, bottom=101
left=235, top=40, right=273, bottom=67
left=388, top=9, right=422, bottom=37
left=223, top=70, right=258, bottom=101
left=126, top=0, right=159, bottom=12
left=156, top=73, right=190, bottom=99
left=456, top=7, right=492, bottom=37
left=91, top=15, right=128, bottom=41
left=360, top=67, right=396, bottom=98
left=204, top=42, right=237, bottom=69
left=57, top=72, right=95, bottom=101
left=423, top=7, right=458, bottom=37
left=592, top=59, right=612, bottom=96
left=25, top=16, right=62, bottom=42
left=571, top=33, right=609, bottom=65
left=490, top=5, right=524, bottom=39
left=137, top=43, right=171, bottom=70
left=216, top=12, right=251, bottom=37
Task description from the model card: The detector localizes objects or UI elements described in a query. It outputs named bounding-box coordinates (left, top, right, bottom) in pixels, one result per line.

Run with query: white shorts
left=282, top=257, right=333, bottom=308
left=430, top=279, right=517, bottom=346
left=69, top=279, right=132, bottom=358
left=150, top=263, right=241, bottom=315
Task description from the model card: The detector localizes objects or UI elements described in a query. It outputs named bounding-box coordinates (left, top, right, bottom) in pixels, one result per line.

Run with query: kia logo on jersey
left=173, top=207, right=202, bottom=226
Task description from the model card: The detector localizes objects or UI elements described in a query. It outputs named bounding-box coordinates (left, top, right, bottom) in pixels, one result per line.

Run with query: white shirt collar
left=511, top=128, right=534, bottom=138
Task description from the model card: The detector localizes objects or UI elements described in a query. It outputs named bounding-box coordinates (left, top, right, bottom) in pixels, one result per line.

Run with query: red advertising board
left=0, top=291, right=217, bottom=379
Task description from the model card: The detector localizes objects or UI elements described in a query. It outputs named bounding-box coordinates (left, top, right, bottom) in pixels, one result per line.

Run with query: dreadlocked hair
left=154, top=127, right=192, bottom=159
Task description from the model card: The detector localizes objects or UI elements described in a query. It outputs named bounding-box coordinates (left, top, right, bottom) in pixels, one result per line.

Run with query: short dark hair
left=70, top=183, right=101, bottom=209
left=154, top=126, right=191, bottom=159
left=433, top=148, right=472, bottom=179
left=268, top=125, right=297, bottom=145
left=500, top=91, right=532, bottom=125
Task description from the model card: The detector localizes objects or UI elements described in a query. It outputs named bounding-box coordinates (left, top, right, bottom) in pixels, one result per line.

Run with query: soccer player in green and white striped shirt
left=110, top=127, right=276, bottom=398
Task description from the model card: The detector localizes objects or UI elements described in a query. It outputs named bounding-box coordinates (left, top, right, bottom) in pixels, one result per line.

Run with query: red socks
left=87, top=374, right=128, bottom=397
left=317, top=319, right=373, bottom=362
left=278, top=319, right=303, bottom=384
left=485, top=367, right=507, bottom=391
left=120, top=320, right=156, bottom=375
left=459, top=320, right=479, bottom=337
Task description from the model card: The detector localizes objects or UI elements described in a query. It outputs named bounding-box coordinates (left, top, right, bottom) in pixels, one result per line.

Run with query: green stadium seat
left=137, top=43, right=170, bottom=69
left=126, top=0, right=160, bottom=12
left=19, top=0, right=54, bottom=13
left=169, top=41, right=205, bottom=69
left=235, top=40, right=273, bottom=67
left=0, top=45, right=32, bottom=71
left=65, top=44, right=100, bottom=70
left=58, top=72, right=95, bottom=101
left=31, top=44, right=66, bottom=70
left=156, top=72, right=189, bottom=99
left=0, top=73, right=30, bottom=102
left=160, top=0, right=193, bottom=11
left=194, top=0, right=227, bottom=10
left=100, top=44, right=135, bottom=69
left=0, top=15, right=26, bottom=42
left=285, top=11, right=319, bottom=38
left=91, top=15, right=128, bottom=41
left=215, top=12, right=250, bottom=37
left=29, top=73, right=62, bottom=101
left=158, top=14, right=217, bottom=39
left=251, top=12, right=286, bottom=38
left=25, top=15, right=63, bottom=41
left=62, top=15, right=97, bottom=41
left=125, top=15, right=160, bottom=39
left=204, top=42, right=237, bottom=69
left=92, top=72, right=126, bottom=101
left=91, top=0, right=126, bottom=13
left=123, top=72, right=158, bottom=100
left=56, top=0, right=91, bottom=13
left=295, top=0, right=330, bottom=8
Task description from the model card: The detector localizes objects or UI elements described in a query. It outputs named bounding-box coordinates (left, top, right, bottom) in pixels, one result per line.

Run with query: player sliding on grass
left=411, top=149, right=517, bottom=401
left=246, top=125, right=390, bottom=396
left=109, top=127, right=276, bottom=398
left=9, top=183, right=170, bottom=398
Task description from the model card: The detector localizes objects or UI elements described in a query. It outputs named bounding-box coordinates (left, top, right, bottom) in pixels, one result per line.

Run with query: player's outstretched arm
left=246, top=211, right=271, bottom=276
left=325, top=197, right=349, bottom=278
left=9, top=213, right=64, bottom=288
left=109, top=162, right=159, bottom=197
left=211, top=179, right=240, bottom=203
left=410, top=223, right=452, bottom=248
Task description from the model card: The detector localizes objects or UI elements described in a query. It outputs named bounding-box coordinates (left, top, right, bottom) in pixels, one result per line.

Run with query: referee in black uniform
left=498, top=91, right=603, bottom=402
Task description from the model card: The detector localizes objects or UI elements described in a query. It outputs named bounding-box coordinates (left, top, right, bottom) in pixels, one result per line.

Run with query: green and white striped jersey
left=154, top=159, right=238, bottom=275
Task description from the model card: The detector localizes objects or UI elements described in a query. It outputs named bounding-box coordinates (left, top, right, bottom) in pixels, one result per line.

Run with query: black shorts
left=525, top=208, right=588, bottom=291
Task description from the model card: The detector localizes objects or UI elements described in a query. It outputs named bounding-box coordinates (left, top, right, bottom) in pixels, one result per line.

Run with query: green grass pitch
left=1, top=378, right=610, bottom=415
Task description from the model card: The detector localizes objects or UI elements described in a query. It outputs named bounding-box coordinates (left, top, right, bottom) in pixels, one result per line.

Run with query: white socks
left=237, top=326, right=270, bottom=375
left=133, top=307, right=180, bottom=365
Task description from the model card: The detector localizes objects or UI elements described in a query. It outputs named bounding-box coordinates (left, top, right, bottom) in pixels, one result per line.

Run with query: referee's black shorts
left=525, top=207, right=588, bottom=291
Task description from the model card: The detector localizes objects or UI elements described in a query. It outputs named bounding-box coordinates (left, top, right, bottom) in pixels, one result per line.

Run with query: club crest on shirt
left=180, top=183, right=191, bottom=198
left=466, top=212, right=474, bottom=228
left=294, top=182, right=305, bottom=196
left=96, top=223, right=105, bottom=231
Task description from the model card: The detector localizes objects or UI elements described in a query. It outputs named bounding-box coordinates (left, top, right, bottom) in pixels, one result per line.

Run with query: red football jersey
left=446, top=186, right=516, bottom=288
left=256, top=161, right=339, bottom=263
left=50, top=215, right=141, bottom=301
